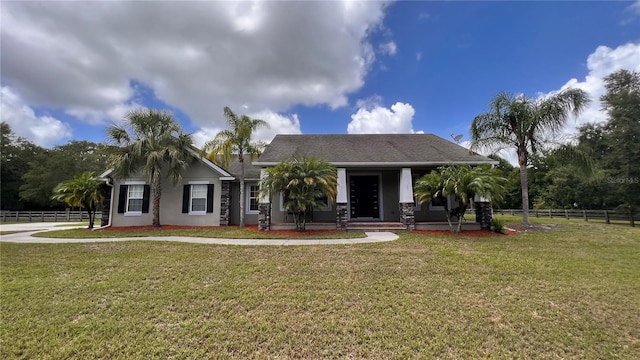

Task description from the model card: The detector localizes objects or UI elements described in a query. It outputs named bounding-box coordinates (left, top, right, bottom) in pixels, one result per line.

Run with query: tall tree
left=51, top=172, right=104, bottom=228
left=107, top=109, right=195, bottom=227
left=204, top=106, right=268, bottom=228
left=471, top=89, right=590, bottom=224
left=20, top=140, right=111, bottom=208
left=0, top=123, right=43, bottom=210
left=600, top=69, right=640, bottom=211
left=260, top=155, right=337, bottom=231
left=414, top=164, right=505, bottom=232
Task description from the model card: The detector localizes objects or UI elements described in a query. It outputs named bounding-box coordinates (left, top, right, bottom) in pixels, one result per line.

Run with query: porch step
left=348, top=222, right=406, bottom=231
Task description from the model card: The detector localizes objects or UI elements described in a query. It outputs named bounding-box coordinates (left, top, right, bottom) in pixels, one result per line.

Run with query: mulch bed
left=98, top=225, right=519, bottom=237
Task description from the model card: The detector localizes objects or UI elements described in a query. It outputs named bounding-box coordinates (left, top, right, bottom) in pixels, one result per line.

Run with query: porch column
left=219, top=181, right=231, bottom=226
left=258, top=169, right=271, bottom=231
left=336, top=168, right=348, bottom=230
left=474, top=194, right=492, bottom=230
left=399, top=168, right=415, bottom=230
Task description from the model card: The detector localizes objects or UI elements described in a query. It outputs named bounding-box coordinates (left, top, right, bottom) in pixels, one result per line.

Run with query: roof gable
left=254, top=134, right=493, bottom=166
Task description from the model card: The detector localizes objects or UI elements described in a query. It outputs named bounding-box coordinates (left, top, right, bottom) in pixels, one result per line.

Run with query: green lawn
left=2, top=220, right=639, bottom=359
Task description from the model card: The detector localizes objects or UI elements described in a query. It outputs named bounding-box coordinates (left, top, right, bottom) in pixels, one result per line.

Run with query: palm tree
left=471, top=89, right=590, bottom=224
left=260, top=155, right=337, bottom=231
left=414, top=164, right=505, bottom=232
left=51, top=172, right=104, bottom=229
left=204, top=106, right=268, bottom=228
left=107, top=109, right=195, bottom=228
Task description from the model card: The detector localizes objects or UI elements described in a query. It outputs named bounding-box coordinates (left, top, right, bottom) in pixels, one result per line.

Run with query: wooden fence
left=497, top=209, right=635, bottom=227
left=0, top=210, right=103, bottom=223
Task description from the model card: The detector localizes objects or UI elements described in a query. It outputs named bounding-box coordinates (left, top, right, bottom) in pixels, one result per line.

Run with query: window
left=246, top=184, right=259, bottom=214
left=182, top=183, right=214, bottom=215
left=190, top=184, right=207, bottom=213
left=429, top=194, right=451, bottom=210
left=127, top=185, right=144, bottom=213
left=117, top=184, right=149, bottom=215
left=316, top=194, right=331, bottom=211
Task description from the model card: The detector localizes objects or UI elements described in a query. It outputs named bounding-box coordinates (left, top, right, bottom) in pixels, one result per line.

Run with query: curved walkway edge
left=0, top=223, right=399, bottom=246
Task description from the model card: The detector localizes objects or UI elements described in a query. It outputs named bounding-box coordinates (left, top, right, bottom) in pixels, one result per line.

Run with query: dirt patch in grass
left=506, top=222, right=559, bottom=233
left=410, top=229, right=516, bottom=237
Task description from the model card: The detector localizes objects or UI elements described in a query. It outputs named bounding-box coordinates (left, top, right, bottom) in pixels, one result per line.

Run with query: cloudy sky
left=2, top=1, right=639, bottom=158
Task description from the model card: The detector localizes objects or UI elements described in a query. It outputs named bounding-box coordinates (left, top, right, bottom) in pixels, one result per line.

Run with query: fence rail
left=0, top=210, right=103, bottom=223
left=497, top=209, right=635, bottom=227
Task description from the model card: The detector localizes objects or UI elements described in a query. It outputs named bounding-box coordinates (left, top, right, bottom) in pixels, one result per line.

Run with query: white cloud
left=1, top=1, right=390, bottom=130
left=380, top=41, right=397, bottom=56
left=416, top=52, right=422, bottom=62
left=192, top=110, right=301, bottom=149
left=347, top=100, right=419, bottom=134
left=553, top=43, right=640, bottom=136
left=629, top=0, right=640, bottom=15
left=1, top=86, right=72, bottom=146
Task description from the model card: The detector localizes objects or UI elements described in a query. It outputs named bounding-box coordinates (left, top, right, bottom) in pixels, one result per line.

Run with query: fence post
left=565, top=209, right=569, bottom=220
left=631, top=212, right=635, bottom=228
left=29, top=211, right=32, bottom=222
left=15, top=212, right=19, bottom=222
left=66, top=208, right=70, bottom=221
left=535, top=210, right=539, bottom=218
left=583, top=210, right=587, bottom=221
left=604, top=210, right=610, bottom=224
left=549, top=209, right=552, bottom=218
left=54, top=211, right=57, bottom=222
left=41, top=211, right=44, bottom=222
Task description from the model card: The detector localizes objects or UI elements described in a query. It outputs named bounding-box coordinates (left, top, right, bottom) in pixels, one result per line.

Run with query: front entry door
left=350, top=175, right=379, bottom=219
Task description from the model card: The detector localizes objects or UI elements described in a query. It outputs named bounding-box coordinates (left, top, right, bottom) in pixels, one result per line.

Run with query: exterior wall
left=111, top=161, right=222, bottom=227
left=269, top=190, right=335, bottom=223
left=229, top=182, right=260, bottom=225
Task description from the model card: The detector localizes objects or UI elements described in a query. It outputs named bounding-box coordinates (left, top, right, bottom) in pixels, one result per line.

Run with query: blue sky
left=2, top=1, right=639, bottom=157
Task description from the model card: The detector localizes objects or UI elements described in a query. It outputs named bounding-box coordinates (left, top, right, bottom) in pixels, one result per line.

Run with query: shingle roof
left=254, top=134, right=493, bottom=166
left=212, top=155, right=262, bottom=179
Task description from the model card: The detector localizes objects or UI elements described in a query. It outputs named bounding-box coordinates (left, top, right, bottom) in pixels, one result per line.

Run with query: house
left=100, top=134, right=496, bottom=230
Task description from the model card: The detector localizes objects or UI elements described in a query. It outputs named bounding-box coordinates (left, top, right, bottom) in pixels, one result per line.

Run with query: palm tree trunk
left=152, top=177, right=161, bottom=228
left=456, top=206, right=465, bottom=233
left=239, top=158, right=246, bottom=228
left=519, top=163, right=530, bottom=225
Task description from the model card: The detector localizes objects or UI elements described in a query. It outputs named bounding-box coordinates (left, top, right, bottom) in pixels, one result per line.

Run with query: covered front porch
left=258, top=167, right=492, bottom=231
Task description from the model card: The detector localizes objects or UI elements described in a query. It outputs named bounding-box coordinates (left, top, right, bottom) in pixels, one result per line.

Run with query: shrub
left=491, top=218, right=505, bottom=234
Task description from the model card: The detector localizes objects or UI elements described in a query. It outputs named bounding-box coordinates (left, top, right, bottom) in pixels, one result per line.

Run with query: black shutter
left=206, top=184, right=215, bottom=213
left=182, top=185, right=190, bottom=213
left=117, top=185, right=127, bottom=213
left=142, top=185, right=150, bottom=213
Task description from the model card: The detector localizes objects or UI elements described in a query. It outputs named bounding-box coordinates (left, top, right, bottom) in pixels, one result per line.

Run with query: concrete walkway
left=0, top=222, right=399, bottom=246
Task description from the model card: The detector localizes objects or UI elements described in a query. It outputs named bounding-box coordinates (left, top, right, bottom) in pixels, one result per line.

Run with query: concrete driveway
left=0, top=222, right=399, bottom=246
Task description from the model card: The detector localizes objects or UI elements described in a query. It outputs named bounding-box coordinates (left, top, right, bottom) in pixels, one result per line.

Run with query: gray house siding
left=111, top=161, right=222, bottom=227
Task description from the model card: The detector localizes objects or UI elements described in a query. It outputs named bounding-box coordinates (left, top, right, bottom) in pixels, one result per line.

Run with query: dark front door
left=350, top=175, right=379, bottom=219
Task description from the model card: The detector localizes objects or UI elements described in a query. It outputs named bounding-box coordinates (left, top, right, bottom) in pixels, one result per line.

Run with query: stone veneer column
left=219, top=181, right=231, bottom=226
left=100, top=183, right=112, bottom=227
left=258, top=203, right=271, bottom=231
left=475, top=202, right=492, bottom=230
left=399, top=203, right=415, bottom=230
left=399, top=168, right=415, bottom=230
left=336, top=203, right=348, bottom=230
left=336, top=168, right=348, bottom=230
left=258, top=168, right=271, bottom=231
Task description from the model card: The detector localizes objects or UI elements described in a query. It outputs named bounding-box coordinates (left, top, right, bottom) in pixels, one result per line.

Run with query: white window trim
left=246, top=183, right=260, bottom=215
left=189, top=183, right=208, bottom=216
left=124, top=183, right=145, bottom=216
left=428, top=194, right=453, bottom=211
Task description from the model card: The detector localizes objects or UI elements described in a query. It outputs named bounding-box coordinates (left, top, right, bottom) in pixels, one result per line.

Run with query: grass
left=32, top=226, right=366, bottom=240
left=2, top=220, right=639, bottom=359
